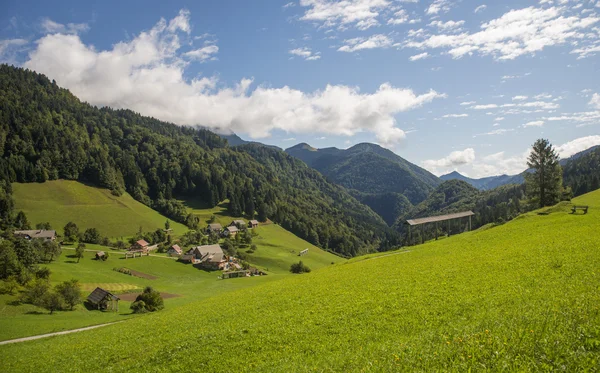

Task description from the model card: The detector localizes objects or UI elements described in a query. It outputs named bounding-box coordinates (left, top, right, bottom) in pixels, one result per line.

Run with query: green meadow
left=12, top=180, right=188, bottom=238
left=2, top=190, right=599, bottom=371
left=2, top=181, right=341, bottom=341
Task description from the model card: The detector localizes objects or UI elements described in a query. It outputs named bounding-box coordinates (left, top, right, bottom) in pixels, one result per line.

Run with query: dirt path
left=63, top=247, right=177, bottom=260
left=0, top=321, right=124, bottom=345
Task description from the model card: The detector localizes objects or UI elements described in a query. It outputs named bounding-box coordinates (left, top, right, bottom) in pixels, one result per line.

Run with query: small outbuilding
left=229, top=220, right=247, bottom=229
left=206, top=223, right=223, bottom=234
left=224, top=225, right=239, bottom=237
left=87, top=287, right=120, bottom=312
left=167, top=244, right=182, bottom=257
left=249, top=220, right=259, bottom=228
left=95, top=251, right=107, bottom=260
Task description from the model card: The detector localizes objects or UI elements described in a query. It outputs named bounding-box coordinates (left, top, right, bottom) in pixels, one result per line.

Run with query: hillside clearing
left=12, top=180, right=188, bottom=238
left=2, top=191, right=599, bottom=371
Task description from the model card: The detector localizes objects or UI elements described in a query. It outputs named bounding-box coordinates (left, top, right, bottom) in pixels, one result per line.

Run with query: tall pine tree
left=525, top=139, right=563, bottom=208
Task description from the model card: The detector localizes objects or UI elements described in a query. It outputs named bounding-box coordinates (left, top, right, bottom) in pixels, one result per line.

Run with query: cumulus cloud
left=289, top=47, right=321, bottom=60
left=589, top=93, right=600, bottom=109
left=299, top=0, right=391, bottom=30
left=470, top=149, right=530, bottom=177
left=409, top=52, right=429, bottom=61
left=512, top=95, right=528, bottom=101
left=183, top=45, right=218, bottom=62
left=40, top=18, right=89, bottom=35
left=428, top=20, right=465, bottom=31
left=422, top=148, right=475, bottom=174
left=338, top=34, right=393, bottom=52
left=523, top=120, right=544, bottom=127
left=23, top=10, right=443, bottom=147
left=556, top=135, right=600, bottom=158
left=426, top=0, right=454, bottom=15
left=387, top=9, right=409, bottom=25
left=406, top=6, right=600, bottom=60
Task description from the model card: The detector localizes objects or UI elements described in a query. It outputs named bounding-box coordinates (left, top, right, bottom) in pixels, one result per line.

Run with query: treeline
left=393, top=180, right=530, bottom=242
left=563, top=146, right=600, bottom=197
left=0, top=65, right=396, bottom=257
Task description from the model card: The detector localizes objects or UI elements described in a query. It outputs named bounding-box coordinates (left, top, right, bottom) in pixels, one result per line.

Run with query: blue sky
left=1, top=0, right=599, bottom=177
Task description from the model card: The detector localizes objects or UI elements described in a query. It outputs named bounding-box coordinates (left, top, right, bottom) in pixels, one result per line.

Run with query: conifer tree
left=525, top=139, right=563, bottom=208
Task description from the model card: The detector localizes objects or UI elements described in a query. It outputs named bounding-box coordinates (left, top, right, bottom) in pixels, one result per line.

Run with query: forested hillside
left=563, top=146, right=600, bottom=196
left=393, top=180, right=528, bottom=241
left=285, top=142, right=440, bottom=224
left=0, top=65, right=395, bottom=256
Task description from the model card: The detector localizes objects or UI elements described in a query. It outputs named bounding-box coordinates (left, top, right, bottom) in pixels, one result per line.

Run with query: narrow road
left=0, top=321, right=124, bottom=345
left=63, top=247, right=177, bottom=259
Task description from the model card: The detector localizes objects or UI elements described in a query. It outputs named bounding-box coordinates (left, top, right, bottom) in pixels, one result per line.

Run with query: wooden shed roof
left=406, top=211, right=475, bottom=226
left=87, top=287, right=119, bottom=304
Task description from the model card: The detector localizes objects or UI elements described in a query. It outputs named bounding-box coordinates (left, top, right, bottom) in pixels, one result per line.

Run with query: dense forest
left=285, top=142, right=440, bottom=224
left=563, top=146, right=600, bottom=196
left=0, top=65, right=396, bottom=257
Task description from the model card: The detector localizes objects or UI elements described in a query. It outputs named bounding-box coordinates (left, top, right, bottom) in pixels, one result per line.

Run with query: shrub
left=35, top=267, right=52, bottom=280
left=130, top=300, right=147, bottom=314
left=290, top=261, right=311, bottom=274
left=131, top=286, right=164, bottom=313
left=0, top=276, right=19, bottom=295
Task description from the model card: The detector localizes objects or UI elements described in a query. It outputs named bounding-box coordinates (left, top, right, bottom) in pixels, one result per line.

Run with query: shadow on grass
left=25, top=311, right=46, bottom=315
left=64, top=260, right=77, bottom=264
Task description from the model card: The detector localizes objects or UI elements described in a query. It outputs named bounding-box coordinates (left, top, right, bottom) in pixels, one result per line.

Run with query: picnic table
left=571, top=205, right=589, bottom=214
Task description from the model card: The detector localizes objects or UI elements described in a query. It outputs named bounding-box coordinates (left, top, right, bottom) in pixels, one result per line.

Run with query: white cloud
left=474, top=5, right=487, bottom=13
left=23, top=10, right=443, bottom=148
left=167, top=9, right=192, bottom=34
left=512, top=95, right=528, bottom=101
left=442, top=113, right=468, bottom=118
left=523, top=120, right=544, bottom=127
left=428, top=20, right=465, bottom=31
left=556, top=135, right=600, bottom=158
left=388, top=9, right=409, bottom=25
left=299, top=0, right=390, bottom=30
left=406, top=6, right=600, bottom=60
left=460, top=101, right=476, bottom=105
left=589, top=93, right=600, bottom=109
left=41, top=18, right=89, bottom=35
left=338, top=34, right=393, bottom=52
left=409, top=52, right=429, bottom=61
left=0, top=38, right=28, bottom=63
left=471, top=149, right=530, bottom=177
left=546, top=111, right=600, bottom=125
left=422, top=148, right=475, bottom=173
left=471, top=104, right=498, bottom=109
left=495, top=117, right=505, bottom=121
left=283, top=2, right=296, bottom=8
left=289, top=47, right=321, bottom=60
left=426, top=0, right=454, bottom=15
left=183, top=45, right=218, bottom=62
left=283, top=137, right=297, bottom=141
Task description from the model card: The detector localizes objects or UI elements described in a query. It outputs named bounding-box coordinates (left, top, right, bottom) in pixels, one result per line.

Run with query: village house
left=167, top=244, right=182, bottom=257
left=129, top=239, right=150, bottom=253
left=13, top=229, right=56, bottom=241
left=206, top=223, right=222, bottom=234
left=223, top=225, right=239, bottom=237
left=249, top=220, right=259, bottom=228
left=229, top=220, right=247, bottom=229
left=87, top=287, right=120, bottom=311
left=182, top=244, right=226, bottom=270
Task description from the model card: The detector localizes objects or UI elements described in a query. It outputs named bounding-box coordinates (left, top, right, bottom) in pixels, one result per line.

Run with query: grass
left=2, top=181, right=341, bottom=341
left=12, top=180, right=188, bottom=238
left=2, top=189, right=599, bottom=371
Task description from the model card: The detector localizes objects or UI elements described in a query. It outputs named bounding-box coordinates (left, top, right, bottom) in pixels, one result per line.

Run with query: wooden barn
left=87, top=287, right=120, bottom=312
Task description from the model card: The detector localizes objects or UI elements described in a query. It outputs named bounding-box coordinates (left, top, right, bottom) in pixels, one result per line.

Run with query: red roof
left=171, top=244, right=182, bottom=253
left=136, top=239, right=149, bottom=247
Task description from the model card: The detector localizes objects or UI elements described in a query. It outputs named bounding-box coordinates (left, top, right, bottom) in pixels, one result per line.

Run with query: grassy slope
left=2, top=191, right=599, bottom=371
left=12, top=180, right=188, bottom=238
left=1, top=182, right=340, bottom=341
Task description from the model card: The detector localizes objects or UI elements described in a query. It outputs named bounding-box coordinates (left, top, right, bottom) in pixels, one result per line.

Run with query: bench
left=571, top=205, right=589, bottom=214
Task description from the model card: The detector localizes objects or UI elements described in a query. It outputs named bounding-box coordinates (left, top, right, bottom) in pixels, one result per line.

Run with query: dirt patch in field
left=118, top=292, right=180, bottom=302
left=129, top=269, right=158, bottom=280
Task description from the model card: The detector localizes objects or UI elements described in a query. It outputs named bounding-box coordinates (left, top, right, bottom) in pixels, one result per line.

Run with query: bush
left=290, top=261, right=311, bottom=274
left=0, top=276, right=19, bottom=295
left=82, top=228, right=102, bottom=244
left=131, top=286, right=164, bottom=313
left=35, top=267, right=51, bottom=280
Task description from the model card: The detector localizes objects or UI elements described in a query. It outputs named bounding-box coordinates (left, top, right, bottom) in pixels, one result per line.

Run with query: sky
left=1, top=0, right=599, bottom=178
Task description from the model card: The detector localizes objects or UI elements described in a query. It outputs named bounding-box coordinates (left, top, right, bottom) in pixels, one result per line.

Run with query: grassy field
left=2, top=190, right=599, bottom=371
left=2, top=181, right=341, bottom=341
left=12, top=180, right=188, bottom=238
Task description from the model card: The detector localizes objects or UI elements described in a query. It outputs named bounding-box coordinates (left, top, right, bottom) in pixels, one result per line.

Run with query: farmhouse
left=249, top=220, right=259, bottom=228
left=224, top=225, right=239, bottom=237
left=229, top=220, right=247, bottom=229
left=184, top=244, right=226, bottom=270
left=129, top=239, right=149, bottom=252
left=87, top=287, right=120, bottom=312
left=167, top=244, right=182, bottom=257
left=206, top=223, right=222, bottom=234
left=13, top=229, right=56, bottom=241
